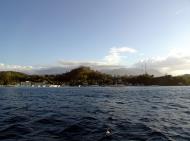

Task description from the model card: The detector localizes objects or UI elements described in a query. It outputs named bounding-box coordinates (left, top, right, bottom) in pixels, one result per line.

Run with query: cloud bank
left=104, top=47, right=137, bottom=65
left=1, top=47, right=190, bottom=76
left=0, top=63, right=33, bottom=72
left=59, top=46, right=137, bottom=68
left=134, top=48, right=190, bottom=76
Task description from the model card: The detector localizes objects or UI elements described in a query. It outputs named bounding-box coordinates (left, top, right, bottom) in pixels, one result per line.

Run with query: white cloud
left=0, top=63, right=33, bottom=72
left=104, top=47, right=137, bottom=65
left=59, top=47, right=137, bottom=67
left=134, top=48, right=190, bottom=76
left=110, top=47, right=137, bottom=54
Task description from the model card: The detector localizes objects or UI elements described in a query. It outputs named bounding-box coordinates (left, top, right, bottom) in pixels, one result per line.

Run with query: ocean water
left=0, top=86, right=190, bottom=141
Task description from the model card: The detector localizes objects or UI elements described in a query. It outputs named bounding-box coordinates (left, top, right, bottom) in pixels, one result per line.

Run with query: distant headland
left=0, top=66, right=190, bottom=87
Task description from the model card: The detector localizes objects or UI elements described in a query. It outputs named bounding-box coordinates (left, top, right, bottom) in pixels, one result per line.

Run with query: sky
left=0, top=0, right=190, bottom=75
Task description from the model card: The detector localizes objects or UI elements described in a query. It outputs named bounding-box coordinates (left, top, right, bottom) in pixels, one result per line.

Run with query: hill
left=0, top=71, right=28, bottom=85
left=54, top=66, right=113, bottom=85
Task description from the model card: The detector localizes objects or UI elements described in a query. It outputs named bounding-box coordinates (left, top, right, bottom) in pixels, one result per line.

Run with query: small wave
left=33, top=116, right=67, bottom=126
left=2, top=106, right=17, bottom=110
left=151, top=106, right=158, bottom=109
left=168, top=103, right=188, bottom=109
left=54, top=117, right=107, bottom=141
left=115, top=122, right=172, bottom=141
left=0, top=124, right=33, bottom=140
left=4, top=115, right=29, bottom=124
left=147, top=131, right=173, bottom=141
left=184, top=110, right=190, bottom=115
left=140, top=117, right=155, bottom=123
left=115, top=101, right=125, bottom=104
left=36, top=118, right=63, bottom=124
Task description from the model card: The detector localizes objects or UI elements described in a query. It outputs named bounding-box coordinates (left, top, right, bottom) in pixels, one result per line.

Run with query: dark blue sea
left=0, top=86, right=190, bottom=141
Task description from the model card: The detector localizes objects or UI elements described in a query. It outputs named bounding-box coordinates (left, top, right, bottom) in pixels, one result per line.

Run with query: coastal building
left=32, top=82, right=49, bottom=87
left=20, top=81, right=32, bottom=87
left=49, top=85, right=61, bottom=88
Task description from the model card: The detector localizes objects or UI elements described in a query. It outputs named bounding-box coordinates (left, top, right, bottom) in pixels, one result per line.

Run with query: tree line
left=0, top=66, right=190, bottom=86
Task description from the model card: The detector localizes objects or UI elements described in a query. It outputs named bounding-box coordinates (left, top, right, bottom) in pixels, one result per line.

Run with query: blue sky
left=0, top=0, right=190, bottom=75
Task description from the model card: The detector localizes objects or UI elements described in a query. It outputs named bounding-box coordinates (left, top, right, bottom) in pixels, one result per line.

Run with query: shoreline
left=0, top=85, right=189, bottom=88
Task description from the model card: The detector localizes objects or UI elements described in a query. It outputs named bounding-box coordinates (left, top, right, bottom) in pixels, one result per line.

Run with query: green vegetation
left=0, top=66, right=190, bottom=86
left=0, top=71, right=27, bottom=85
